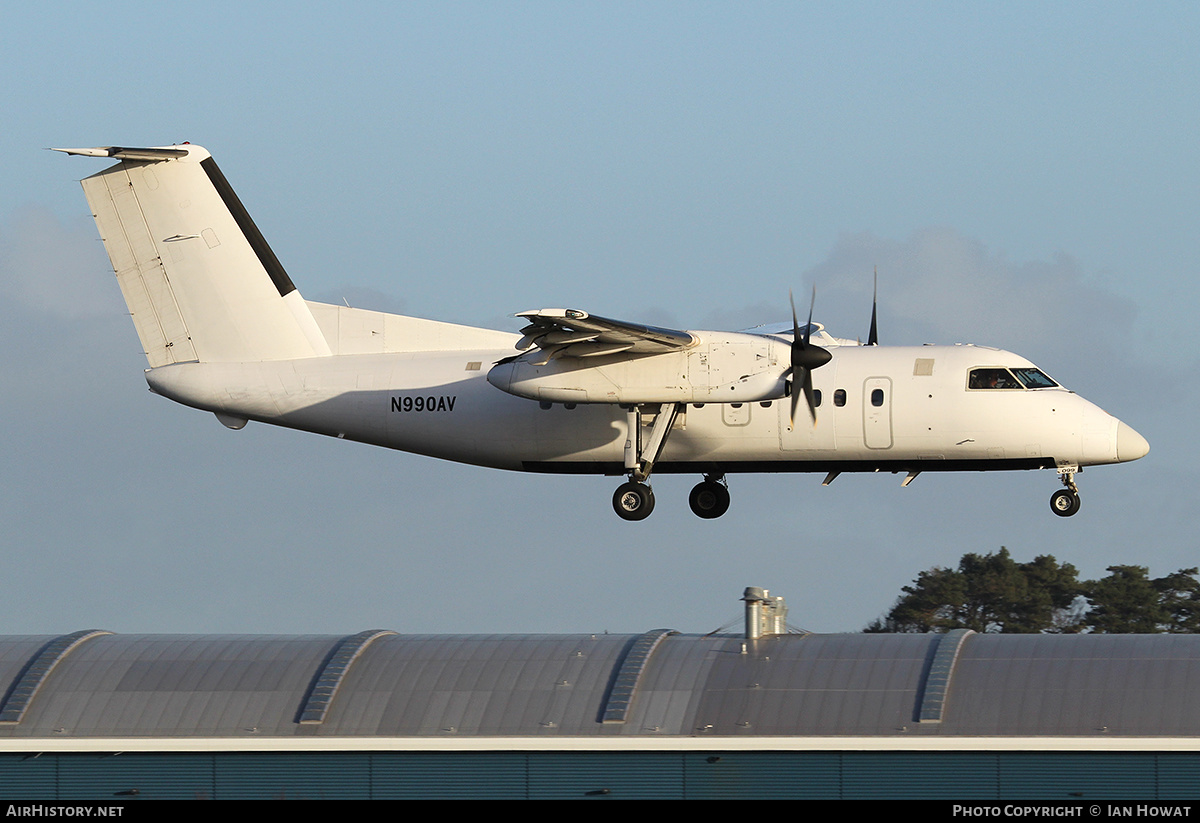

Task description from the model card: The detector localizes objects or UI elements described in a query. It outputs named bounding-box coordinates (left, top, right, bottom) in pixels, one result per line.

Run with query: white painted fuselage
left=144, top=325, right=1144, bottom=477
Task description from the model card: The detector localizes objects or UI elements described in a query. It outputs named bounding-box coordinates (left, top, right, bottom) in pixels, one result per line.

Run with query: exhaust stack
left=742, top=587, right=788, bottom=639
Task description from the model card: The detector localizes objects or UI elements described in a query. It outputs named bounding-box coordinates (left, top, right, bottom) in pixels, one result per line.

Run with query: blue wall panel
left=1, top=750, right=1199, bottom=800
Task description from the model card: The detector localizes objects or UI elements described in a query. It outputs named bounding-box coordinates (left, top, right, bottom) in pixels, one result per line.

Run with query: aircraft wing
left=514, top=309, right=697, bottom=363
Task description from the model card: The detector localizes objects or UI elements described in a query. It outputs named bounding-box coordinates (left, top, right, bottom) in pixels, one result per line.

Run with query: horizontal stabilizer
left=53, top=146, right=189, bottom=161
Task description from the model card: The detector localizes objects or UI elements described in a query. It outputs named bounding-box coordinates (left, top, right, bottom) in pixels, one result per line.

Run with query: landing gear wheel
left=613, top=482, right=655, bottom=521
left=1050, top=488, right=1081, bottom=517
left=689, top=480, right=731, bottom=519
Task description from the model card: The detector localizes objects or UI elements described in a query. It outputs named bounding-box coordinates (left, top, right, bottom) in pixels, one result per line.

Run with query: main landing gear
left=1050, top=466, right=1082, bottom=517
left=613, top=481, right=656, bottom=520
left=688, top=475, right=730, bottom=519
left=612, top=475, right=732, bottom=521
left=611, top=403, right=732, bottom=521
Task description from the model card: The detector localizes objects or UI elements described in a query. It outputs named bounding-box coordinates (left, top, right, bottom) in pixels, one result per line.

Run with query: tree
left=1155, top=567, right=1200, bottom=632
left=1085, top=566, right=1200, bottom=633
left=866, top=552, right=1200, bottom=634
left=865, top=548, right=1083, bottom=633
left=865, top=565, right=967, bottom=633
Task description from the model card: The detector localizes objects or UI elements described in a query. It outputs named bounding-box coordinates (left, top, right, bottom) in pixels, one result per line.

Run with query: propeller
left=788, top=286, right=832, bottom=428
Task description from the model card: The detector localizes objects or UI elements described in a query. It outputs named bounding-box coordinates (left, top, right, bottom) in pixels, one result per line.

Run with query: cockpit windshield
left=969, top=368, right=1021, bottom=389
left=1010, top=368, right=1058, bottom=388
left=968, top=367, right=1059, bottom=390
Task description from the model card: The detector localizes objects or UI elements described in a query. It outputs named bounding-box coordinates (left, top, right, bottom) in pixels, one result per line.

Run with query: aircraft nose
left=1116, top=420, right=1150, bottom=462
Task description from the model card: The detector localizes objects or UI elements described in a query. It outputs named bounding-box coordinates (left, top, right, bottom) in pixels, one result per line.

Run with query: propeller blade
left=787, top=366, right=820, bottom=428
left=801, top=367, right=817, bottom=420
left=789, top=375, right=801, bottom=428
left=790, top=289, right=800, bottom=347
left=867, top=267, right=879, bottom=346
left=804, top=284, right=815, bottom=349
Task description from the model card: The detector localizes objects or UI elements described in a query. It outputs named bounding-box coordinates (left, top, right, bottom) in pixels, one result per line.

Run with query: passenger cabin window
left=813, top=389, right=822, bottom=407
left=871, top=388, right=885, bottom=407
left=968, top=368, right=1022, bottom=390
left=833, top=389, right=846, bottom=407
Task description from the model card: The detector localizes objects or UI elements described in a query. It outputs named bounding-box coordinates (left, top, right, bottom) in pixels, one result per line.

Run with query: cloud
left=806, top=227, right=1136, bottom=354
left=0, top=205, right=121, bottom=318
left=706, top=226, right=1166, bottom=406
left=615, top=228, right=1140, bottom=382
left=624, top=227, right=1172, bottom=414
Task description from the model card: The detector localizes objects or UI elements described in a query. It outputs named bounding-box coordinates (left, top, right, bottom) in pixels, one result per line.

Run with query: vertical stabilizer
left=60, top=145, right=331, bottom=365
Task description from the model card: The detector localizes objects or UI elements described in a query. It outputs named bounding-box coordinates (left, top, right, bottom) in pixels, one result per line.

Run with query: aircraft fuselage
left=144, top=334, right=1141, bottom=477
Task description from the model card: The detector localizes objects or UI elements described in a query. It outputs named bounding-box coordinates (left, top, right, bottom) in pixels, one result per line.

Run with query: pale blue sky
left=0, top=2, right=1195, bottom=635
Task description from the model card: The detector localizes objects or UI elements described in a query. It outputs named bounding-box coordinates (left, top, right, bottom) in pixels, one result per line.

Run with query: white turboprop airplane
left=57, top=144, right=1149, bottom=521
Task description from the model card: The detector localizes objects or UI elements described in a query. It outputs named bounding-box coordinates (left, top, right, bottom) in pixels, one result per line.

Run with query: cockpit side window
left=968, top=368, right=1022, bottom=389
left=1011, top=368, right=1058, bottom=388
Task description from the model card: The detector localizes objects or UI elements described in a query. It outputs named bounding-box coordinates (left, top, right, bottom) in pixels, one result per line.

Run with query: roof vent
left=742, top=587, right=788, bottom=639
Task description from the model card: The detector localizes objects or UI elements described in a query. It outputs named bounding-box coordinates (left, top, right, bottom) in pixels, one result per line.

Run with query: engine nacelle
left=487, top=332, right=791, bottom=404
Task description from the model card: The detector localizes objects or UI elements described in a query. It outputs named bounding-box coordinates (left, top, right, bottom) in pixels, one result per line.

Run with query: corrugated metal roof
left=1, top=631, right=1199, bottom=743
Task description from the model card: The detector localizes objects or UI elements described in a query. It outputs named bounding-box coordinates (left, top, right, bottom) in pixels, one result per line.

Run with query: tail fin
left=57, top=145, right=331, bottom=365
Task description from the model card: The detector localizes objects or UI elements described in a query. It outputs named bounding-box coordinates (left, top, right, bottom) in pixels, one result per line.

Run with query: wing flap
left=514, top=309, right=696, bottom=358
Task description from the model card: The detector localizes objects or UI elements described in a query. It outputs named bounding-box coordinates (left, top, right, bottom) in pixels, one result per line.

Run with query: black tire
left=1050, top=489, right=1081, bottom=517
left=613, top=482, right=655, bottom=521
left=689, top=480, right=731, bottom=519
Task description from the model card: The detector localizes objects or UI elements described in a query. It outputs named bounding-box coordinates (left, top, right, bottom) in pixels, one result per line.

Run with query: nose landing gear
left=1050, top=466, right=1081, bottom=517
left=689, top=475, right=731, bottom=519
